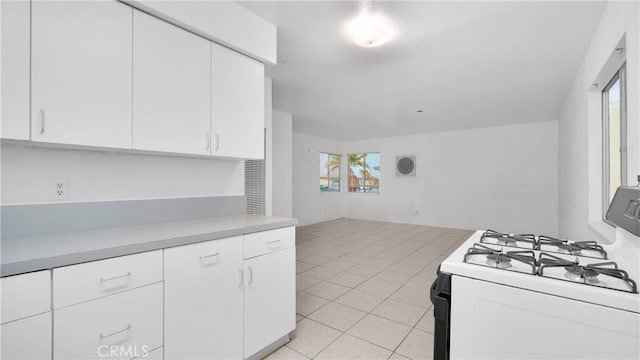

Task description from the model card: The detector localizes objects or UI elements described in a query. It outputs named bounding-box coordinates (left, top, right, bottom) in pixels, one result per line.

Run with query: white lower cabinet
left=54, top=283, right=163, bottom=360
left=164, top=236, right=244, bottom=360
left=1, top=312, right=52, bottom=360
left=243, top=247, right=296, bottom=358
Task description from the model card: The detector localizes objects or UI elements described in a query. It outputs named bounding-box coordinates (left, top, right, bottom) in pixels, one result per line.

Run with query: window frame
left=319, top=152, right=341, bottom=193
left=347, top=152, right=381, bottom=194
left=601, top=63, right=627, bottom=222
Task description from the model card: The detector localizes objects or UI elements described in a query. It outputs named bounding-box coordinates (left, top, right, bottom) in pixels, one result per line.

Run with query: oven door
left=450, top=276, right=640, bottom=359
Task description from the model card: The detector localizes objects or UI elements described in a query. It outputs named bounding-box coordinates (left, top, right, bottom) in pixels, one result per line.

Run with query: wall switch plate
left=51, top=178, right=68, bottom=200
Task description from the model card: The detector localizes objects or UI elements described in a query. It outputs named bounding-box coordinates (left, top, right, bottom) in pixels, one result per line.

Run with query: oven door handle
left=430, top=268, right=452, bottom=360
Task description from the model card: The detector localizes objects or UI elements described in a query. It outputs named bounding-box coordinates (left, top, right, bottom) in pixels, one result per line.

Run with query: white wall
left=292, top=121, right=558, bottom=234
left=292, top=132, right=345, bottom=225
left=272, top=110, right=293, bottom=217
left=1, top=144, right=244, bottom=205
left=558, top=1, right=639, bottom=241
left=342, top=121, right=558, bottom=235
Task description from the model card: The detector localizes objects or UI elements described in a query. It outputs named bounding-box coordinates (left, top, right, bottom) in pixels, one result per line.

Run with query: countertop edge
left=1, top=218, right=298, bottom=277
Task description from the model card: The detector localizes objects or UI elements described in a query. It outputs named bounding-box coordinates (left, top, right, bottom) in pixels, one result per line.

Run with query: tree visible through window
left=602, top=64, right=627, bottom=217
left=348, top=153, right=380, bottom=193
left=320, top=153, right=340, bottom=192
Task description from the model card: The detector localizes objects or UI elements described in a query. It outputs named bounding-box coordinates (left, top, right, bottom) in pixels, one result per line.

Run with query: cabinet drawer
left=53, top=250, right=162, bottom=309
left=54, top=283, right=163, bottom=360
left=164, top=236, right=242, bottom=278
left=244, top=227, right=295, bottom=259
left=1, top=270, right=51, bottom=324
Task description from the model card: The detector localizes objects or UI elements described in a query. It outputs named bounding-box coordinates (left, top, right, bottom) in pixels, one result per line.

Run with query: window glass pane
left=608, top=78, right=621, bottom=202
left=328, top=154, right=341, bottom=192
left=320, top=153, right=340, bottom=192
left=348, top=153, right=380, bottom=193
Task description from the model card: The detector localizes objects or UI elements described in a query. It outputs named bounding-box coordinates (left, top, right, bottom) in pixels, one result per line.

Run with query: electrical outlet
left=51, top=178, right=68, bottom=200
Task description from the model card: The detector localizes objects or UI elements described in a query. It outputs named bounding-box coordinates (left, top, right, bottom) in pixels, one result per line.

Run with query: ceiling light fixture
left=345, top=3, right=395, bottom=48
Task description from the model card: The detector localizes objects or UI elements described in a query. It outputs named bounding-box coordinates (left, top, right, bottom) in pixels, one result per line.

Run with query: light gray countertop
left=1, top=215, right=297, bottom=277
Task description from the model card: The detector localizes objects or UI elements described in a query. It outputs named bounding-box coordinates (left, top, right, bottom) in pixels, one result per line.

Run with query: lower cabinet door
left=164, top=236, right=244, bottom=360
left=54, top=283, right=163, bottom=360
left=244, top=248, right=296, bottom=358
left=1, top=312, right=52, bottom=360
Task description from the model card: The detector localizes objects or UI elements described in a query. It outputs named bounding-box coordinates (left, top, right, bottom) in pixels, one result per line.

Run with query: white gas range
left=431, top=187, right=640, bottom=360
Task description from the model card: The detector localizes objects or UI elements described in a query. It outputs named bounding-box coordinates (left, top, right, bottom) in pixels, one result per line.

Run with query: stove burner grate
left=481, top=230, right=537, bottom=249
left=537, top=253, right=638, bottom=293
left=464, top=243, right=536, bottom=274
left=538, top=235, right=607, bottom=259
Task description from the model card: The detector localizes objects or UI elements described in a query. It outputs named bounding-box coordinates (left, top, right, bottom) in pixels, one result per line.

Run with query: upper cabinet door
left=31, top=1, right=132, bottom=149
left=211, top=44, right=265, bottom=160
left=1, top=0, right=30, bottom=140
left=132, top=11, right=212, bottom=155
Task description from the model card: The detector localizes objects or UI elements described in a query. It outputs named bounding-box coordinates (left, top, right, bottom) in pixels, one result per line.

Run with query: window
left=320, top=153, right=341, bottom=192
left=348, top=153, right=380, bottom=193
left=602, top=64, right=627, bottom=216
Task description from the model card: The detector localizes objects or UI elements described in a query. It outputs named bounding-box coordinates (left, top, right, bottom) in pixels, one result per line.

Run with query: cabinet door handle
left=248, top=266, right=253, bottom=284
left=40, top=109, right=45, bottom=134
left=238, top=268, right=244, bottom=287
left=205, top=133, right=210, bottom=150
left=99, top=272, right=132, bottom=282
left=100, top=324, right=131, bottom=339
left=267, top=240, right=281, bottom=246
left=215, top=134, right=220, bottom=151
left=199, top=252, right=220, bottom=260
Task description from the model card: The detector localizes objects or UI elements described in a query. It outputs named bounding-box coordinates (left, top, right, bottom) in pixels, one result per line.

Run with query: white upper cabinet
left=132, top=10, right=212, bottom=155
left=31, top=1, right=133, bottom=149
left=211, top=44, right=265, bottom=160
left=1, top=0, right=30, bottom=140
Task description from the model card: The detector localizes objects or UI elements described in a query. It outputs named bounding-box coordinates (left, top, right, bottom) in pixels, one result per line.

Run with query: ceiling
left=238, top=1, right=606, bottom=140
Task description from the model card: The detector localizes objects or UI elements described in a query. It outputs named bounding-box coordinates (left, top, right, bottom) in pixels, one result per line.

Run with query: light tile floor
left=265, top=218, right=473, bottom=360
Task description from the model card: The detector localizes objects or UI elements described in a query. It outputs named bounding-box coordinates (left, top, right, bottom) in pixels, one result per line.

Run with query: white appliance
left=431, top=187, right=640, bottom=359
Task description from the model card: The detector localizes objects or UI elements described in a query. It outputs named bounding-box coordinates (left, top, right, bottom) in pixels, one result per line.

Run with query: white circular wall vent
left=396, top=155, right=416, bottom=176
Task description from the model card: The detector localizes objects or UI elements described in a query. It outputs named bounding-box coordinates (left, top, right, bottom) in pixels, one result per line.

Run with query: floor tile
left=296, top=261, right=316, bottom=274
left=301, top=266, right=341, bottom=280
left=396, top=329, right=433, bottom=360
left=322, top=259, right=357, bottom=272
left=327, top=271, right=368, bottom=288
left=335, top=288, right=387, bottom=312
left=361, top=258, right=394, bottom=269
left=372, top=298, right=427, bottom=327
left=287, top=318, right=341, bottom=358
left=296, top=292, right=329, bottom=316
left=356, top=278, right=401, bottom=297
left=307, top=302, right=367, bottom=332
left=305, top=281, right=351, bottom=300
left=372, top=269, right=413, bottom=285
left=415, top=307, right=434, bottom=333
left=345, top=264, right=382, bottom=278
left=301, top=254, right=333, bottom=266
left=264, top=346, right=309, bottom=360
left=347, top=314, right=412, bottom=351
left=315, top=334, right=392, bottom=360
left=386, top=262, right=424, bottom=276
left=389, top=352, right=411, bottom=360
left=390, top=285, right=431, bottom=308
left=296, top=314, right=304, bottom=322
left=296, top=273, right=323, bottom=291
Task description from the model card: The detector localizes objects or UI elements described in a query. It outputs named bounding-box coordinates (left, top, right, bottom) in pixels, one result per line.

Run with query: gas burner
left=538, top=253, right=638, bottom=293
left=486, top=254, right=512, bottom=269
left=463, top=243, right=536, bottom=274
left=564, top=265, right=600, bottom=284
left=538, top=235, right=607, bottom=259
left=480, top=230, right=537, bottom=249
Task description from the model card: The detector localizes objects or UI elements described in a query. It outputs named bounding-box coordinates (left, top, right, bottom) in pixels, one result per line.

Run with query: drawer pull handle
left=238, top=268, right=244, bottom=287
left=267, top=240, right=281, bottom=246
left=100, top=324, right=131, bottom=339
left=100, top=272, right=132, bottom=282
left=199, top=252, right=220, bottom=260
left=248, top=266, right=253, bottom=284
left=40, top=109, right=45, bottom=134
